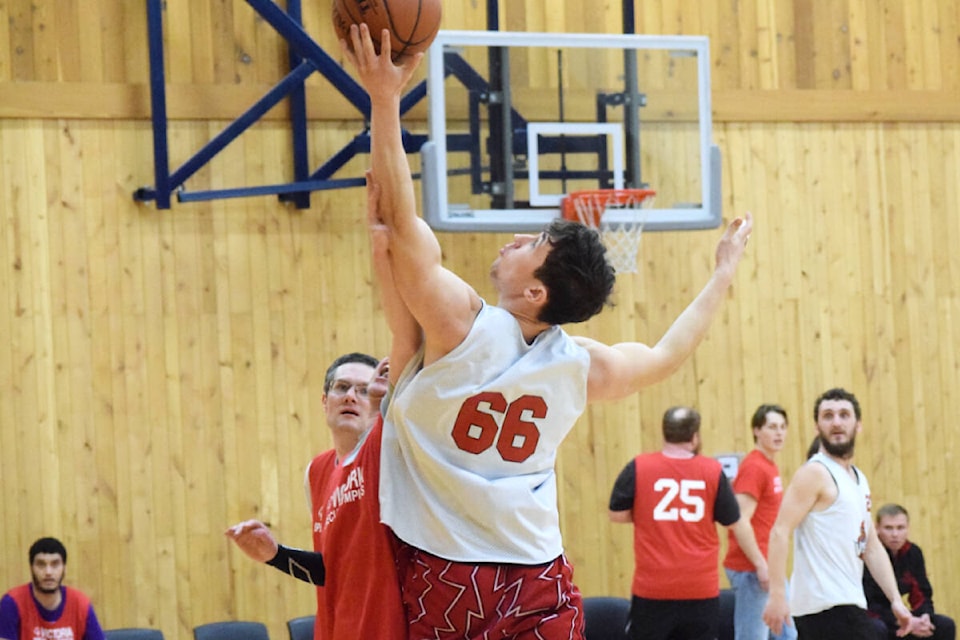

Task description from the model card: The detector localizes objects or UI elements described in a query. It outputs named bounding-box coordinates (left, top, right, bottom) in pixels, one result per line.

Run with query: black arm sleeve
left=609, top=460, right=637, bottom=512
left=265, top=544, right=326, bottom=586
left=713, top=471, right=741, bottom=526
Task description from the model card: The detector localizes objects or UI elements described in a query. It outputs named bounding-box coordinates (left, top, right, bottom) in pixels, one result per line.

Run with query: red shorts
left=397, top=542, right=585, bottom=640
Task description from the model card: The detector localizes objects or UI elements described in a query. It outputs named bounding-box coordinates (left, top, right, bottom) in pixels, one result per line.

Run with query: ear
left=524, top=283, right=547, bottom=306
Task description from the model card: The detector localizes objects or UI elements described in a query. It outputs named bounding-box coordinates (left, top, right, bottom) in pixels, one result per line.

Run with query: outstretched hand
left=225, top=520, right=279, bottom=563
left=714, top=212, right=753, bottom=277
left=340, top=24, right=423, bottom=101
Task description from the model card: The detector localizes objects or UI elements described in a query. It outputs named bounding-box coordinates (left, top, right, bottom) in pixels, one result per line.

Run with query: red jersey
left=308, top=416, right=405, bottom=640
left=724, top=449, right=783, bottom=571
left=7, top=584, right=90, bottom=640
left=629, top=453, right=727, bottom=600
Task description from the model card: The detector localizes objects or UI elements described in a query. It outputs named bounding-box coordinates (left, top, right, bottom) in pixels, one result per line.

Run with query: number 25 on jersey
left=652, top=478, right=706, bottom=522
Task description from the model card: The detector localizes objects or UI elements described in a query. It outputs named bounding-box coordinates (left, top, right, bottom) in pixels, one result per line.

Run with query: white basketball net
left=566, top=190, right=655, bottom=274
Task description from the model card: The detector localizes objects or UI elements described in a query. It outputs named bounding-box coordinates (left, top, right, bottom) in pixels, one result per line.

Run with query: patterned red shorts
left=397, top=542, right=585, bottom=640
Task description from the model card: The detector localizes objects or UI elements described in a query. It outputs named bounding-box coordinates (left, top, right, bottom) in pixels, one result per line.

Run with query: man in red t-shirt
left=610, top=407, right=767, bottom=640
left=723, top=404, right=797, bottom=640
left=0, top=537, right=105, bottom=640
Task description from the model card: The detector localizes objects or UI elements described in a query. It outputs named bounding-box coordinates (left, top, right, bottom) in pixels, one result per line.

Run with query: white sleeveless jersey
left=790, top=452, right=871, bottom=616
left=380, top=302, right=590, bottom=564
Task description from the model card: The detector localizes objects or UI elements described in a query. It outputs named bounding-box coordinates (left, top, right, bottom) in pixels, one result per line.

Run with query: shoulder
left=698, top=455, right=723, bottom=474
left=64, top=587, right=92, bottom=607
left=736, top=450, right=765, bottom=473
left=789, top=459, right=835, bottom=495
left=307, top=449, right=337, bottom=478
left=851, top=464, right=871, bottom=488
left=633, top=451, right=661, bottom=468
left=4, top=584, right=30, bottom=603
left=311, top=449, right=336, bottom=464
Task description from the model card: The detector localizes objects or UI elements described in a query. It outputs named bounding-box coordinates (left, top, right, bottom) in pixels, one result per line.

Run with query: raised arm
left=577, top=213, right=752, bottom=402
left=366, top=172, right=421, bottom=377
left=344, top=26, right=480, bottom=361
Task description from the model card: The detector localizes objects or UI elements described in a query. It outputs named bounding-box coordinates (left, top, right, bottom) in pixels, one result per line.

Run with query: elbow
left=609, top=510, right=632, bottom=524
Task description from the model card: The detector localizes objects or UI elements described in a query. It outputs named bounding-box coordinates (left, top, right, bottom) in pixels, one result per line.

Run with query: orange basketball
left=333, top=0, right=442, bottom=61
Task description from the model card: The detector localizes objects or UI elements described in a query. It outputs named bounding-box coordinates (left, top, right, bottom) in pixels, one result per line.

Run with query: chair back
left=582, top=596, right=631, bottom=640
left=193, top=621, right=270, bottom=640
left=286, top=615, right=314, bottom=640
left=104, top=629, right=165, bottom=640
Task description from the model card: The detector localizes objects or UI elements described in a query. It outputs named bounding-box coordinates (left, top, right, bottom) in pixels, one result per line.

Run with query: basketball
left=332, top=0, right=442, bottom=61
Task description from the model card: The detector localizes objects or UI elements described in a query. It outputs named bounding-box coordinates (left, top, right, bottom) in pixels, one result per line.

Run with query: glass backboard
left=420, top=30, right=720, bottom=232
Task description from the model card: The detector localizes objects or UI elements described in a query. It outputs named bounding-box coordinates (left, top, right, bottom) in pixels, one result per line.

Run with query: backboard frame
left=421, top=30, right=721, bottom=233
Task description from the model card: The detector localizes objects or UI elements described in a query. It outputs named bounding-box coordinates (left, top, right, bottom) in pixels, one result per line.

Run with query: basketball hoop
left=561, top=188, right=656, bottom=274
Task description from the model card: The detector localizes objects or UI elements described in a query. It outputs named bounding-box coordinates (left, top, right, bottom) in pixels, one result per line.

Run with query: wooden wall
left=1, top=2, right=959, bottom=639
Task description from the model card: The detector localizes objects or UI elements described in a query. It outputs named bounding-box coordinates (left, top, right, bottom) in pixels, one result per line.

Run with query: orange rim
left=561, top=188, right=657, bottom=226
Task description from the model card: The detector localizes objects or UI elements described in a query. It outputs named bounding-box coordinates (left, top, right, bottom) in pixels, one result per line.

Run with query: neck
left=509, top=311, right=551, bottom=344
left=757, top=445, right=777, bottom=460
left=498, top=300, right=550, bottom=343
left=822, top=450, right=854, bottom=468
left=332, top=432, right=363, bottom=461
left=662, top=442, right=696, bottom=458
left=33, top=585, right=62, bottom=611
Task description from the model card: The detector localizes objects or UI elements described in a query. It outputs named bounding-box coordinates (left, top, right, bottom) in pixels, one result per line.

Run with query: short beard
left=821, top=434, right=856, bottom=459
left=32, top=576, right=62, bottom=595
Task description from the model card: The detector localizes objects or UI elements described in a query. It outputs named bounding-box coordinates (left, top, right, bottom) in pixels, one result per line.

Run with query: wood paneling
left=1, top=2, right=960, bottom=121
left=2, top=2, right=960, bottom=640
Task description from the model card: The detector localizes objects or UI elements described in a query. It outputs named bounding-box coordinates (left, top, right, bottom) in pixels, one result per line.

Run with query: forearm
left=863, top=544, right=901, bottom=606
left=650, top=270, right=734, bottom=370
left=369, top=93, right=417, bottom=236
left=266, top=545, right=326, bottom=586
left=766, top=525, right=790, bottom=595
left=731, top=519, right=768, bottom=572
left=371, top=238, right=421, bottom=371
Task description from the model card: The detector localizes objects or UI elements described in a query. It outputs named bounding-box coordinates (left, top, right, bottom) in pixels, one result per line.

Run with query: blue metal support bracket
left=133, top=0, right=429, bottom=209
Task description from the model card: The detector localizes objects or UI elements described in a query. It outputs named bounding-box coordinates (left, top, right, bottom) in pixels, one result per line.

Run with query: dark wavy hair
left=813, top=387, right=861, bottom=421
left=534, top=220, right=616, bottom=325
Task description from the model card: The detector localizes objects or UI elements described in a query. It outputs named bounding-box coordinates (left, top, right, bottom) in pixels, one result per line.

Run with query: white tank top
left=380, top=302, right=590, bottom=563
left=790, top=452, right=871, bottom=616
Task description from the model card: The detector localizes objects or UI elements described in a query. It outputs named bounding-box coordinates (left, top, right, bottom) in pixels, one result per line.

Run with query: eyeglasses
left=327, top=380, right=369, bottom=398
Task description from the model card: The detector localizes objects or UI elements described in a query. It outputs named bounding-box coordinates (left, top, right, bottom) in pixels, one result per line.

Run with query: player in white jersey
left=762, top=388, right=922, bottom=640
left=344, top=24, right=752, bottom=639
